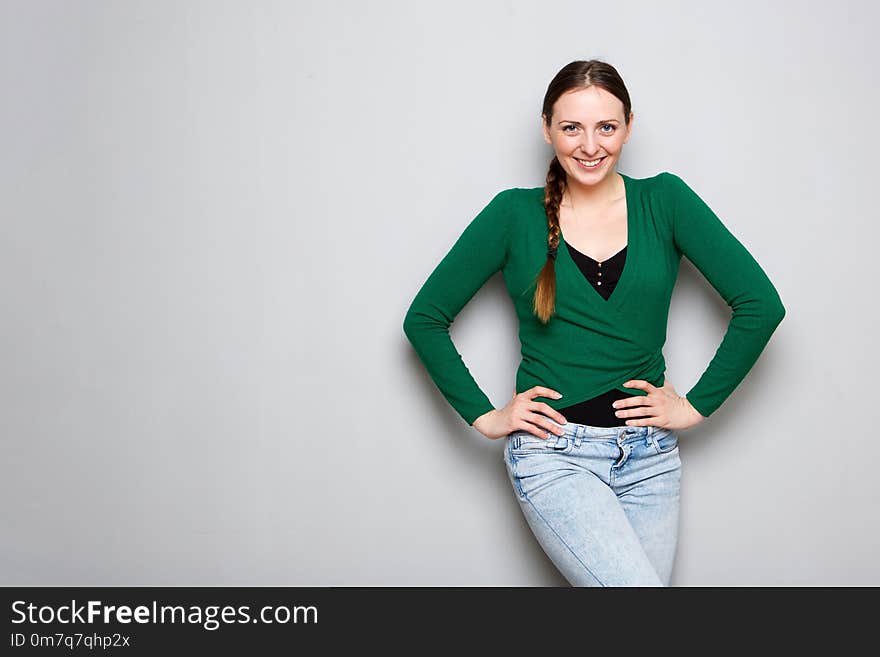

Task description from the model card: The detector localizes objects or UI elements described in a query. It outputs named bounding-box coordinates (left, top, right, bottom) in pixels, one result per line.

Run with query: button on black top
left=565, top=243, right=627, bottom=300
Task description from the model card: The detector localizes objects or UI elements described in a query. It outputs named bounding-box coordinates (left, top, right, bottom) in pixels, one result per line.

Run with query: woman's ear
left=624, top=112, right=635, bottom=144
left=541, top=115, right=552, bottom=145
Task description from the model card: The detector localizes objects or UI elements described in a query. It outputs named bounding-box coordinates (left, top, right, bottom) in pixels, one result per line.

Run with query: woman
left=402, top=60, right=785, bottom=586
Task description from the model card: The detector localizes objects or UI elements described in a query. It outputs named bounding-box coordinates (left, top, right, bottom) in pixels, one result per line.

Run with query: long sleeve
left=403, top=189, right=513, bottom=426
left=665, top=172, right=785, bottom=418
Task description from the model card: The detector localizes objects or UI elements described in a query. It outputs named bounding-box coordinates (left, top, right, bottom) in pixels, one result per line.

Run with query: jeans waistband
left=551, top=420, right=663, bottom=442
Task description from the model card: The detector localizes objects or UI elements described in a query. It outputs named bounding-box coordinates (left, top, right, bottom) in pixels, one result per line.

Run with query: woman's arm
left=664, top=172, right=786, bottom=418
left=403, top=189, right=513, bottom=425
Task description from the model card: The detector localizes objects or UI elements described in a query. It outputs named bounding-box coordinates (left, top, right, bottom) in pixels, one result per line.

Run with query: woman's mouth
left=574, top=156, right=607, bottom=170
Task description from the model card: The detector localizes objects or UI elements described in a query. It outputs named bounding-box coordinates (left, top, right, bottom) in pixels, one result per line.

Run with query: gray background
left=2, top=0, right=877, bottom=586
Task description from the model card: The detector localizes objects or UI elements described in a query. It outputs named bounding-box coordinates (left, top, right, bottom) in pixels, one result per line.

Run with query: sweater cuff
left=684, top=392, right=712, bottom=419
left=465, top=402, right=496, bottom=427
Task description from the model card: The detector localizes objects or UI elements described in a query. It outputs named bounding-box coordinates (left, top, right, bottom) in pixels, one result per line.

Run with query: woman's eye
left=563, top=124, right=615, bottom=134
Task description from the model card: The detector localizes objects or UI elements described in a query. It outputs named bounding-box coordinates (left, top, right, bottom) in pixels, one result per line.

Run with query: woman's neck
left=563, top=172, right=624, bottom=210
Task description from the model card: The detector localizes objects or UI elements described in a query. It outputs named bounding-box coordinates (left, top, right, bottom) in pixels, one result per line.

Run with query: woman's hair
left=533, top=60, right=632, bottom=323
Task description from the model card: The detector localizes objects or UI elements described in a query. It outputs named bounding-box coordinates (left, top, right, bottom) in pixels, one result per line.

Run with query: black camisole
left=556, top=242, right=651, bottom=426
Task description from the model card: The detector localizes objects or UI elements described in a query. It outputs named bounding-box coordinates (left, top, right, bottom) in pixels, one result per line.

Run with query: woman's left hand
left=612, top=377, right=705, bottom=431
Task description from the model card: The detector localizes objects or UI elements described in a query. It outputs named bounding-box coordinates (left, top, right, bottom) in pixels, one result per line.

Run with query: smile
left=574, top=156, right=606, bottom=169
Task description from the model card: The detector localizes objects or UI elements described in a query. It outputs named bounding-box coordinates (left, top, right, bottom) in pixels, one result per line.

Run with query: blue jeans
left=503, top=421, right=681, bottom=586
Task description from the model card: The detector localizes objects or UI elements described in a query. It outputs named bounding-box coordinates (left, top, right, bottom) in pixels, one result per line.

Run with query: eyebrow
left=558, top=119, right=620, bottom=126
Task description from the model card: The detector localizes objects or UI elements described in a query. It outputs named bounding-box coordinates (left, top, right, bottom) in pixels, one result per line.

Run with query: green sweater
left=403, top=171, right=785, bottom=426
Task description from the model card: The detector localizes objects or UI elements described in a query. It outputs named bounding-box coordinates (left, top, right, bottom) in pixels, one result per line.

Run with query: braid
left=532, top=156, right=567, bottom=323
left=544, top=157, right=565, bottom=259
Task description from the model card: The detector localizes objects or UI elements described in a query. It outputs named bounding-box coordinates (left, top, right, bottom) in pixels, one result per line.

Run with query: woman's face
left=542, top=86, right=633, bottom=188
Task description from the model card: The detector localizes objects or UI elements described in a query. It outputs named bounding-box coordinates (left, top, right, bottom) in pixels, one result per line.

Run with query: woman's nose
left=579, top=135, right=598, bottom=155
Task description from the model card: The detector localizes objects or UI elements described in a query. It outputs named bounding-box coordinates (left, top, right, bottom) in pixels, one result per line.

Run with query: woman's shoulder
left=624, top=169, right=682, bottom=188
left=483, top=186, right=545, bottom=217
left=498, top=185, right=545, bottom=201
left=637, top=170, right=692, bottom=193
left=625, top=171, right=695, bottom=211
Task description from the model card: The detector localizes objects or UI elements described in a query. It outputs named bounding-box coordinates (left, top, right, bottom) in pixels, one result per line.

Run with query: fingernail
left=554, top=393, right=563, bottom=398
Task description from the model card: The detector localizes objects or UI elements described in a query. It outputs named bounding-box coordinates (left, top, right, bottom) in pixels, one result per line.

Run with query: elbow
left=767, top=290, right=786, bottom=327
left=773, top=299, right=786, bottom=326
left=757, top=292, right=786, bottom=336
left=752, top=282, right=786, bottom=327
left=404, top=293, right=455, bottom=348
left=403, top=304, right=443, bottom=344
left=734, top=289, right=786, bottom=335
left=403, top=307, right=418, bottom=343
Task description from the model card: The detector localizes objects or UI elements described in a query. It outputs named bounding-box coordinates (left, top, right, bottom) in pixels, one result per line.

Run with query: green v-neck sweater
left=403, top=171, right=785, bottom=426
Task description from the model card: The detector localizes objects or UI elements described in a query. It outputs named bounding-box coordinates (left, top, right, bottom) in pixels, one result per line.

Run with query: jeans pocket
left=509, top=430, right=573, bottom=456
left=652, top=428, right=679, bottom=455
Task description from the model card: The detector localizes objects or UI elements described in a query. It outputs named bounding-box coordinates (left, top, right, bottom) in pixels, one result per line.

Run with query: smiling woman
left=402, top=59, right=785, bottom=586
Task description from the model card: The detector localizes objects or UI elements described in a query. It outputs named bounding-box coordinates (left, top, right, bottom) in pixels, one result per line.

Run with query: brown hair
left=532, top=60, right=633, bottom=323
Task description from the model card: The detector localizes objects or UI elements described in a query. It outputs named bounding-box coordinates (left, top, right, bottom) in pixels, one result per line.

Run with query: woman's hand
left=472, top=386, right=568, bottom=440
left=612, top=377, right=705, bottom=430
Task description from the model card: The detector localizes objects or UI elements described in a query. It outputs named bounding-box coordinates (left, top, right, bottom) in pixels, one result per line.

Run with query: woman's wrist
left=472, top=408, right=496, bottom=433
left=682, top=396, right=706, bottom=423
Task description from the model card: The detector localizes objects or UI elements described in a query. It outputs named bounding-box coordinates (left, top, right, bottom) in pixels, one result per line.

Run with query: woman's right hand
left=472, top=386, right=568, bottom=440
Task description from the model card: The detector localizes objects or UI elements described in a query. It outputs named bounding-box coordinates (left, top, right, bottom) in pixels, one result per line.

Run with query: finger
left=527, top=386, right=564, bottom=400
left=621, top=379, right=654, bottom=393
left=627, top=415, right=669, bottom=429
left=518, top=423, right=554, bottom=439
left=623, top=415, right=665, bottom=427
left=611, top=394, right=654, bottom=410
left=614, top=407, right=655, bottom=423
left=514, top=420, right=551, bottom=439
left=530, top=401, right=567, bottom=426
left=522, top=412, right=565, bottom=438
left=614, top=400, right=655, bottom=419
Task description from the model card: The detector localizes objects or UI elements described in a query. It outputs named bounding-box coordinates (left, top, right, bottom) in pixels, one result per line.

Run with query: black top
left=556, top=242, right=651, bottom=427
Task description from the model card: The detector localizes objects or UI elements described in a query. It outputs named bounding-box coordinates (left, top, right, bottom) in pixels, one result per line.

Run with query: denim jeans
left=503, top=421, right=681, bottom=586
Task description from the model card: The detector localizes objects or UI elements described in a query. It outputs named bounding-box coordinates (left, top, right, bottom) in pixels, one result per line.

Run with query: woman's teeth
left=575, top=156, right=605, bottom=169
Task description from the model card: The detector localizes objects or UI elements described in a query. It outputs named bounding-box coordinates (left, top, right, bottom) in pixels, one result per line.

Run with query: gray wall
left=2, top=0, right=877, bottom=585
